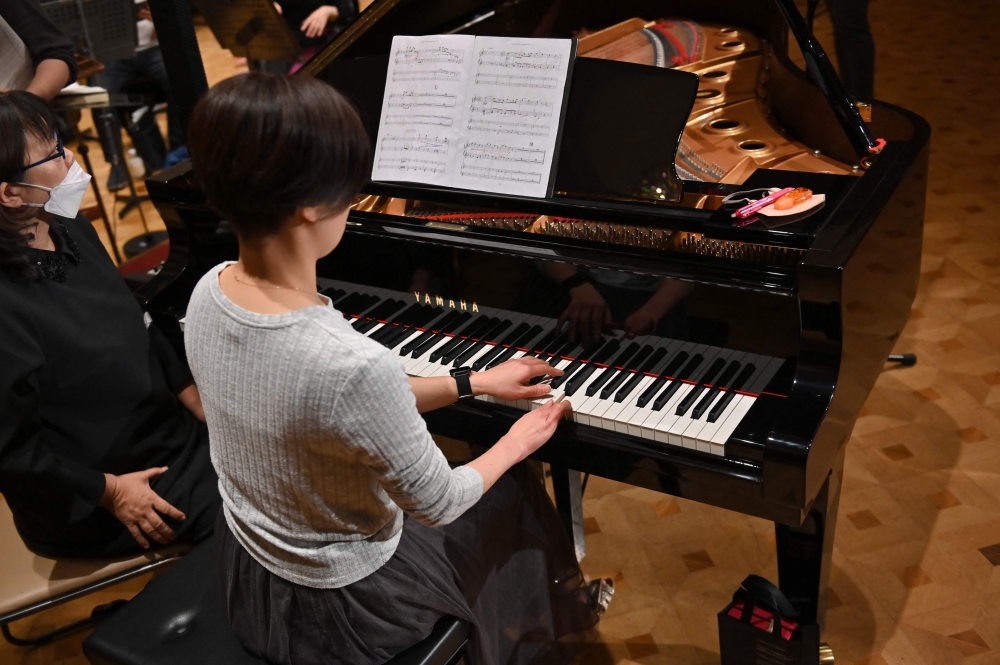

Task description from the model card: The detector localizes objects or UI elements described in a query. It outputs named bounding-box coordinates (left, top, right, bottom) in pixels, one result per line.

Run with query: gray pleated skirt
left=217, top=463, right=596, bottom=665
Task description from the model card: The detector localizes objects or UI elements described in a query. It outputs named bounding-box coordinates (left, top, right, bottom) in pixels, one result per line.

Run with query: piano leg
left=775, top=447, right=846, bottom=630
left=549, top=464, right=587, bottom=562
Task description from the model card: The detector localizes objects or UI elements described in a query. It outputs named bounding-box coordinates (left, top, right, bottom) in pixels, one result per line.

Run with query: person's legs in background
left=134, top=46, right=184, bottom=152
left=827, top=0, right=875, bottom=101
left=90, top=58, right=137, bottom=191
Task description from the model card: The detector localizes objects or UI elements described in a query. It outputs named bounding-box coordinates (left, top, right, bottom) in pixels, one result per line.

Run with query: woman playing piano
left=182, top=73, right=611, bottom=665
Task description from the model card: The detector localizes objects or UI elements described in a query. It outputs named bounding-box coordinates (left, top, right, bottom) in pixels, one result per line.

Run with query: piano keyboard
left=317, top=279, right=785, bottom=457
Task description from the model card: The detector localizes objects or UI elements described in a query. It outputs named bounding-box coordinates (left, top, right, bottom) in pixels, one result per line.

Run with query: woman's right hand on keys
left=502, top=399, right=572, bottom=462
left=101, top=468, right=186, bottom=549
left=469, top=400, right=571, bottom=491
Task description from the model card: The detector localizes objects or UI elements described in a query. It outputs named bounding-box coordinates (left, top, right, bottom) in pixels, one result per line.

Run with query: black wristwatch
left=450, top=367, right=475, bottom=401
left=559, top=272, right=589, bottom=292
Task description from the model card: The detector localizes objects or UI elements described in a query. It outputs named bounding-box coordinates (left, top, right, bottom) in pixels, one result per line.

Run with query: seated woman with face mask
left=0, top=91, right=221, bottom=558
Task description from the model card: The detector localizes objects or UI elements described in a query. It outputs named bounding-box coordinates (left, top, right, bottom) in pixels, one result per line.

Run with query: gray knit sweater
left=184, top=263, right=484, bottom=588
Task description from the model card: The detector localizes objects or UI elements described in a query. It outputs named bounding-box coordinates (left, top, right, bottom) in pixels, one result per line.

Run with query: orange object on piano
left=773, top=187, right=813, bottom=211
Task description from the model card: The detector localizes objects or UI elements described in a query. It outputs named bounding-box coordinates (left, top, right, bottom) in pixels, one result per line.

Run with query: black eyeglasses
left=23, top=131, right=65, bottom=171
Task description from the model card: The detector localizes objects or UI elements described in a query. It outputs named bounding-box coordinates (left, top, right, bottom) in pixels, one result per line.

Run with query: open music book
left=370, top=34, right=576, bottom=198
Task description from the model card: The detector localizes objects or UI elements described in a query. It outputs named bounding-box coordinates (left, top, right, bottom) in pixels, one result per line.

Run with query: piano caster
left=886, top=353, right=917, bottom=366
left=819, top=642, right=835, bottom=664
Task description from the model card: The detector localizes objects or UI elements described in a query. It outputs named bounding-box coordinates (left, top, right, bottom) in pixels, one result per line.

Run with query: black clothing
left=828, top=0, right=875, bottom=100
left=0, top=0, right=78, bottom=87
left=0, top=214, right=219, bottom=558
left=92, top=46, right=185, bottom=170
left=219, top=463, right=595, bottom=665
left=276, top=0, right=356, bottom=48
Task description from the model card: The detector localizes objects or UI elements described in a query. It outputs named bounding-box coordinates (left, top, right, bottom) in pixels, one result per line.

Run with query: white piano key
left=608, top=375, right=657, bottom=433
left=708, top=395, right=756, bottom=448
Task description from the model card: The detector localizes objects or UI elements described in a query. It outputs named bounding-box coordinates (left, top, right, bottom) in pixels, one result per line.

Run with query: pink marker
left=732, top=187, right=794, bottom=219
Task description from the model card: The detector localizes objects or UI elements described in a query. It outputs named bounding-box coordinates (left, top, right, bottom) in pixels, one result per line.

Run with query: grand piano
left=145, top=0, right=929, bottom=639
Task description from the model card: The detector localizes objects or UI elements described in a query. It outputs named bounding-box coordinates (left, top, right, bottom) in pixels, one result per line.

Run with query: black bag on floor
left=718, top=575, right=820, bottom=665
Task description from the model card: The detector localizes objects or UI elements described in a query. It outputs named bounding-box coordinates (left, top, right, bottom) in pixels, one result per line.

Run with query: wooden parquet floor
left=4, top=1, right=1000, bottom=663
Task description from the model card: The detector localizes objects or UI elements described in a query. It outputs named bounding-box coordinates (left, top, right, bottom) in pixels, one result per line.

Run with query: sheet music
left=451, top=37, right=573, bottom=198
left=372, top=35, right=572, bottom=197
left=371, top=35, right=475, bottom=186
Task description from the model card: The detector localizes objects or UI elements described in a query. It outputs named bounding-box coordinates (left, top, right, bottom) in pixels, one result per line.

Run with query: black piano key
left=526, top=329, right=558, bottom=356
left=550, top=360, right=583, bottom=389
left=691, top=360, right=743, bottom=420
left=585, top=343, right=641, bottom=397
left=591, top=338, right=621, bottom=364
left=370, top=302, right=423, bottom=340
left=363, top=299, right=408, bottom=331
left=559, top=337, right=619, bottom=391
left=635, top=351, right=689, bottom=408
left=452, top=319, right=511, bottom=366
left=400, top=310, right=460, bottom=354
left=444, top=317, right=503, bottom=365
left=320, top=287, right=345, bottom=303
left=485, top=325, right=544, bottom=369
left=381, top=306, right=447, bottom=348
left=332, top=291, right=363, bottom=314
left=537, top=330, right=570, bottom=358
left=600, top=345, right=653, bottom=399
left=373, top=304, right=426, bottom=346
left=565, top=364, right=599, bottom=396
left=472, top=322, right=530, bottom=370
left=353, top=298, right=403, bottom=332
left=577, top=337, right=610, bottom=363
left=409, top=312, right=473, bottom=358
left=652, top=354, right=704, bottom=411
left=551, top=338, right=579, bottom=360
left=675, top=357, right=727, bottom=416
left=613, top=347, right=668, bottom=403
left=429, top=316, right=490, bottom=363
left=706, top=364, right=757, bottom=423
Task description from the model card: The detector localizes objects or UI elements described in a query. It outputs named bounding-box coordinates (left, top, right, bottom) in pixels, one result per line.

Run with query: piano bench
left=82, top=536, right=472, bottom=665
left=0, top=500, right=187, bottom=647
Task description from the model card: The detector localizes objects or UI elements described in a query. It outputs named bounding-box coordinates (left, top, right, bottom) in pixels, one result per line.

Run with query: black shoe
left=107, top=164, right=127, bottom=192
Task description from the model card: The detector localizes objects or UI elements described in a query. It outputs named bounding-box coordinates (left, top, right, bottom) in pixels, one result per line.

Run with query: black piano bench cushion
left=82, top=536, right=471, bottom=665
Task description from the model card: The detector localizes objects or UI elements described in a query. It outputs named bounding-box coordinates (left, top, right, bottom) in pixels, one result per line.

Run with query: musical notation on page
left=459, top=164, right=543, bottom=184
left=469, top=95, right=553, bottom=118
left=392, top=69, right=462, bottom=82
left=478, top=49, right=562, bottom=70
left=463, top=142, right=545, bottom=164
left=394, top=46, right=465, bottom=65
left=467, top=119, right=550, bottom=137
left=474, top=73, right=558, bottom=89
left=385, top=114, right=454, bottom=127
left=381, top=134, right=450, bottom=155
left=378, top=158, right=447, bottom=174
left=387, top=92, right=457, bottom=109
left=373, top=34, right=572, bottom=197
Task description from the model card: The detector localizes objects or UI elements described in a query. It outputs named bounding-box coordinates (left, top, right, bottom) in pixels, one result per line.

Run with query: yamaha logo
left=413, top=292, right=479, bottom=312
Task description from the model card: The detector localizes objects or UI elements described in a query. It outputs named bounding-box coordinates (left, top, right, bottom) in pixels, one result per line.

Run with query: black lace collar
left=26, top=219, right=82, bottom=283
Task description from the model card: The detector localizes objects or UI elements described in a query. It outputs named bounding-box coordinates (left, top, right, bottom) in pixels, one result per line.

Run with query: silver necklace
left=232, top=267, right=324, bottom=303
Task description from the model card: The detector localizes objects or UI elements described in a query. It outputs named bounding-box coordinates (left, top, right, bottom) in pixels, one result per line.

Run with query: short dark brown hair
left=187, top=73, right=370, bottom=239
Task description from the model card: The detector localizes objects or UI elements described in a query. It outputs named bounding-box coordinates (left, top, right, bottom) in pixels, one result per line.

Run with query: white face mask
left=16, top=160, right=92, bottom=218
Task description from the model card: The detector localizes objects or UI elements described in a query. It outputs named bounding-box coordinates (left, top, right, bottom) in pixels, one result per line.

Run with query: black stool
left=83, top=537, right=470, bottom=665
